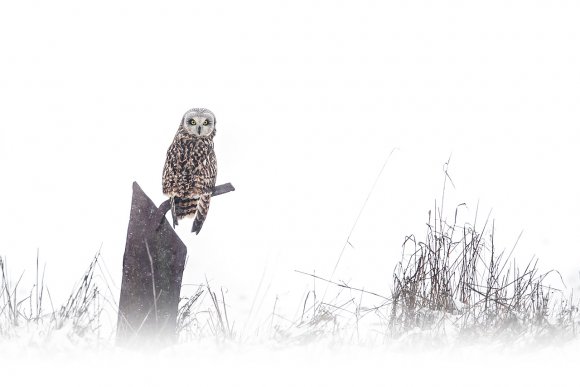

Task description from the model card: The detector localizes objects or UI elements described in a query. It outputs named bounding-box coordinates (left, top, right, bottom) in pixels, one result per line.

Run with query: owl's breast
left=168, top=137, right=216, bottom=196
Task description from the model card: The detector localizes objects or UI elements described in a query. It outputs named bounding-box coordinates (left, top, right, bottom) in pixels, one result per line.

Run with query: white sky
left=1, top=1, right=579, bottom=322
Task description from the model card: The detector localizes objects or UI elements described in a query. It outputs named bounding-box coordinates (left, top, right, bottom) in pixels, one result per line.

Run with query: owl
left=162, top=108, right=218, bottom=234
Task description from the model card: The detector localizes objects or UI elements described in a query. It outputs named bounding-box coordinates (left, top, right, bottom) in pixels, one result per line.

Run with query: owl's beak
left=197, top=126, right=202, bottom=134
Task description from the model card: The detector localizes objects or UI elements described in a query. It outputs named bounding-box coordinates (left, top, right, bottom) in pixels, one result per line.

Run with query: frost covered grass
left=1, top=180, right=579, bottom=349
left=2, top=239, right=577, bottom=350
left=0, top=251, right=104, bottom=345
left=265, top=210, right=580, bottom=348
left=1, top=221, right=580, bottom=387
left=261, top=175, right=580, bottom=347
left=389, top=203, right=578, bottom=344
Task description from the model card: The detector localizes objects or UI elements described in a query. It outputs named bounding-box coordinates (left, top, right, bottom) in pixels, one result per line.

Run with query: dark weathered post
left=116, top=182, right=187, bottom=347
left=116, top=181, right=234, bottom=347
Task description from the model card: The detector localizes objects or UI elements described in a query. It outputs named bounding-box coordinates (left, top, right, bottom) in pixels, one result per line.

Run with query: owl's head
left=180, top=108, right=216, bottom=137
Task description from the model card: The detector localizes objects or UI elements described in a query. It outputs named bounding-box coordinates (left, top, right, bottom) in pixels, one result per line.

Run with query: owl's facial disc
left=182, top=110, right=215, bottom=137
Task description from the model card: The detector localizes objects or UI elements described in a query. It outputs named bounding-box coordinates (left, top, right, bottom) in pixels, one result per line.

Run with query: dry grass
left=389, top=205, right=576, bottom=343
left=0, top=250, right=103, bottom=341
left=387, top=170, right=578, bottom=343
left=1, top=168, right=578, bottom=347
left=176, top=281, right=235, bottom=342
left=274, top=173, right=580, bottom=346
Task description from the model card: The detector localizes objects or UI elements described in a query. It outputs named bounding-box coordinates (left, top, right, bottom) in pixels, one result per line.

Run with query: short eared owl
left=162, top=108, right=217, bottom=234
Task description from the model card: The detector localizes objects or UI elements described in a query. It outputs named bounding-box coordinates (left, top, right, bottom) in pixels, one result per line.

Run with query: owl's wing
left=162, top=143, right=178, bottom=195
left=191, top=193, right=211, bottom=234
left=190, top=151, right=217, bottom=234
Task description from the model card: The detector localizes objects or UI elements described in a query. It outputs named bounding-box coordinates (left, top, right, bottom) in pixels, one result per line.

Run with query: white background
left=1, top=1, right=579, bottom=324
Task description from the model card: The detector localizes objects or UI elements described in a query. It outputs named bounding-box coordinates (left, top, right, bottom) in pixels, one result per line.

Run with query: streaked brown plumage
left=162, top=108, right=218, bottom=234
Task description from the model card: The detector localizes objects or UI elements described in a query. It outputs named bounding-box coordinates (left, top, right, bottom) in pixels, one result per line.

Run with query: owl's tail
left=174, top=197, right=198, bottom=218
left=171, top=195, right=211, bottom=234
left=191, top=194, right=211, bottom=235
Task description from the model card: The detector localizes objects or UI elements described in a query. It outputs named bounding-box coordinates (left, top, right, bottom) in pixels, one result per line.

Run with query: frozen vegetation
left=2, top=183, right=579, bottom=386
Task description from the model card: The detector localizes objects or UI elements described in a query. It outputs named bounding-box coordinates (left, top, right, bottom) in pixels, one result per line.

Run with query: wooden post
left=116, top=181, right=234, bottom=347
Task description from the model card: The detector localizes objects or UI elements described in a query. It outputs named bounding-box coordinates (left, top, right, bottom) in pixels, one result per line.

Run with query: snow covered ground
left=2, top=337, right=579, bottom=387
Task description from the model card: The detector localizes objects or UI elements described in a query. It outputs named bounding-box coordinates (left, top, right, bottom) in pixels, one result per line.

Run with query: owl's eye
left=203, top=120, right=209, bottom=126
left=189, top=119, right=196, bottom=125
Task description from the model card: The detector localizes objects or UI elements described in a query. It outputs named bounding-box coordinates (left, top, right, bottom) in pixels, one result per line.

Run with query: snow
left=2, top=338, right=579, bottom=387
